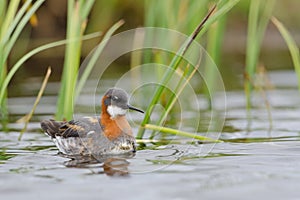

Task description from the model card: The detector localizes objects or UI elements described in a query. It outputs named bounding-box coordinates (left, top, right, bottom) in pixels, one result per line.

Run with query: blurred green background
left=7, top=0, right=300, bottom=93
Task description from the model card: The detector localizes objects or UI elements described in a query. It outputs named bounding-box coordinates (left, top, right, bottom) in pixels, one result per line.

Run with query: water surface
left=1, top=71, right=300, bottom=200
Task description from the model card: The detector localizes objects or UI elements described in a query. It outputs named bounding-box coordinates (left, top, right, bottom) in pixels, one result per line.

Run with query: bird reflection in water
left=62, top=152, right=134, bottom=177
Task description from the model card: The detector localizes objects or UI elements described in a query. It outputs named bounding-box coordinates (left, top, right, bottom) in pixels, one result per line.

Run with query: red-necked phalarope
left=41, top=88, right=144, bottom=155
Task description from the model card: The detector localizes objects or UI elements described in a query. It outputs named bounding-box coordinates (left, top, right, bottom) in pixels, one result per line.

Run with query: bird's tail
left=41, top=119, right=64, bottom=138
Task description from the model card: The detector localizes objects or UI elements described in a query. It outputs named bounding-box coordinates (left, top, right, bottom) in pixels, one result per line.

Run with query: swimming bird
left=41, top=88, right=144, bottom=156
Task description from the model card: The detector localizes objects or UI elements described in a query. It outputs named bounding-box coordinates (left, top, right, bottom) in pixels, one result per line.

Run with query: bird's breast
left=101, top=115, right=133, bottom=140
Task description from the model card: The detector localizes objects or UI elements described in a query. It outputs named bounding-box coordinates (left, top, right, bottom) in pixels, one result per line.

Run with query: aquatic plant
left=1, top=0, right=297, bottom=146
left=18, top=67, right=51, bottom=140
left=55, top=1, right=125, bottom=121
left=244, top=0, right=276, bottom=109
left=272, top=17, right=300, bottom=92
left=0, top=0, right=125, bottom=130
left=0, top=0, right=45, bottom=125
left=55, top=0, right=96, bottom=120
left=137, top=0, right=241, bottom=140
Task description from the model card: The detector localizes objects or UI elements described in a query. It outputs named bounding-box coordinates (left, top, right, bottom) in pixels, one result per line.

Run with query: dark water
left=1, top=71, right=300, bottom=200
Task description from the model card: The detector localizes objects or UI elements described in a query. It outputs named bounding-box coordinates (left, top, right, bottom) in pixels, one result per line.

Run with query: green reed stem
left=56, top=0, right=82, bottom=120
left=56, top=0, right=95, bottom=120
left=272, top=17, right=300, bottom=92
left=244, top=0, right=276, bottom=109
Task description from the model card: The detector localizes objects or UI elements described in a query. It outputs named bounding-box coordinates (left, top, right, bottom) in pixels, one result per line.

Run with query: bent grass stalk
left=18, top=67, right=51, bottom=140
left=144, top=124, right=222, bottom=143
left=272, top=17, right=300, bottom=92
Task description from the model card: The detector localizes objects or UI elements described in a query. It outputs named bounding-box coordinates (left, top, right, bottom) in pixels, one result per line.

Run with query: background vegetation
left=1, top=0, right=300, bottom=140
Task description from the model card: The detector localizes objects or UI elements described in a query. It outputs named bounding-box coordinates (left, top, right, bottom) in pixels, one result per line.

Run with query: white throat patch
left=107, top=105, right=127, bottom=118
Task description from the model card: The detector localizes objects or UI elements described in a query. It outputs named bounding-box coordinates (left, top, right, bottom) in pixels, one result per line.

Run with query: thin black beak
left=128, top=105, right=144, bottom=114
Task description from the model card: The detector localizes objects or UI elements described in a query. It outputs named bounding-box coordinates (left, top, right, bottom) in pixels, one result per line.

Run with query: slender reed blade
left=55, top=0, right=74, bottom=120
left=244, top=0, right=260, bottom=109
left=244, top=0, right=275, bottom=109
left=272, top=17, right=300, bottom=91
